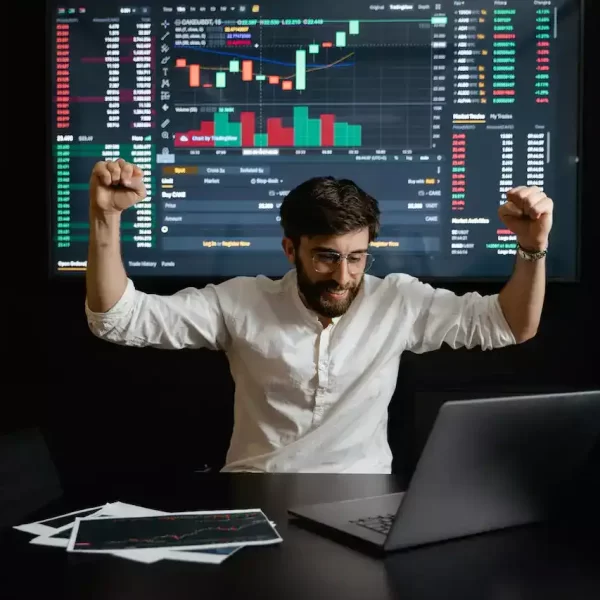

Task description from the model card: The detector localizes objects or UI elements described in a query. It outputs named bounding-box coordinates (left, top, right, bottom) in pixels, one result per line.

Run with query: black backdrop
left=37, top=1, right=599, bottom=491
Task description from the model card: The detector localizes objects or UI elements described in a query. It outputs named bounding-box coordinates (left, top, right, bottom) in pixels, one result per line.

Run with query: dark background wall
left=37, top=2, right=599, bottom=491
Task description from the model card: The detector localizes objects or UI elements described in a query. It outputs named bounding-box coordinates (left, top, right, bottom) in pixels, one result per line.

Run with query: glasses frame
left=311, top=250, right=375, bottom=275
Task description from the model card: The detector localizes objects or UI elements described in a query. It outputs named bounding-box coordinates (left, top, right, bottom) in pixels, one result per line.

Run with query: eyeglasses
left=311, top=251, right=375, bottom=275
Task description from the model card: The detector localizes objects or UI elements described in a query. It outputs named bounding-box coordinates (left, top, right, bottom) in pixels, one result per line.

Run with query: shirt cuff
left=85, top=278, right=136, bottom=325
left=491, top=294, right=518, bottom=347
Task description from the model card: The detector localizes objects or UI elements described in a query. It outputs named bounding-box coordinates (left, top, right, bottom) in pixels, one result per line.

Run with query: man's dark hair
left=279, top=176, right=380, bottom=246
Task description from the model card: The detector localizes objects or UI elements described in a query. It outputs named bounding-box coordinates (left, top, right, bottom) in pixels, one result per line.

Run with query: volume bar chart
left=174, top=107, right=362, bottom=148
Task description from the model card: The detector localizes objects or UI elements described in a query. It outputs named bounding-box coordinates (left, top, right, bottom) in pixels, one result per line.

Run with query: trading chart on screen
left=50, top=0, right=581, bottom=279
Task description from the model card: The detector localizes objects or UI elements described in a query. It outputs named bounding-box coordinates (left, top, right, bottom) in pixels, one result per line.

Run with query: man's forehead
left=302, top=229, right=369, bottom=252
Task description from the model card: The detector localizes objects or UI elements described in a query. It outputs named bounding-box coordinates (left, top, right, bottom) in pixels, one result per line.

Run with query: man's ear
left=282, top=237, right=296, bottom=265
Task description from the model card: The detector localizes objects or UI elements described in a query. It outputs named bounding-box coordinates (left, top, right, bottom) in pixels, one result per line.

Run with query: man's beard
left=295, top=257, right=363, bottom=318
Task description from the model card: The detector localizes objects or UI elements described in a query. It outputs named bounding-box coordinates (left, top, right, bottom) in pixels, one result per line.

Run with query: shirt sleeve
left=85, top=278, right=234, bottom=351
left=402, top=278, right=517, bottom=353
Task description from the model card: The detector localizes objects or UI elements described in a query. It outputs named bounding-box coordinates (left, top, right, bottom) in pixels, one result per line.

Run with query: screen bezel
left=45, top=0, right=586, bottom=286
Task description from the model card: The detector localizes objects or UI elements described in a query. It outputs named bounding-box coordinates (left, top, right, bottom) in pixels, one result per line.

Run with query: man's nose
left=332, top=259, right=352, bottom=287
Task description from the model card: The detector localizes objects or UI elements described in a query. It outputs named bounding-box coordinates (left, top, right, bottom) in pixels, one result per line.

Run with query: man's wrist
left=90, top=206, right=122, bottom=226
left=517, top=239, right=548, bottom=253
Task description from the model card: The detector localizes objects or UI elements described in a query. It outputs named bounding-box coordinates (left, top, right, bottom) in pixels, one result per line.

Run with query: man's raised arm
left=497, top=185, right=553, bottom=343
left=403, top=185, right=553, bottom=353
left=84, top=158, right=234, bottom=351
left=86, top=158, right=146, bottom=313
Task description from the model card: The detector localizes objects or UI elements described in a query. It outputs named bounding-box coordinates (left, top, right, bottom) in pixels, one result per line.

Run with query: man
left=86, top=159, right=553, bottom=473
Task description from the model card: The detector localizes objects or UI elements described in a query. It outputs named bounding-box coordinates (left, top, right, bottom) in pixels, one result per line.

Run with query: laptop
left=287, top=390, right=600, bottom=553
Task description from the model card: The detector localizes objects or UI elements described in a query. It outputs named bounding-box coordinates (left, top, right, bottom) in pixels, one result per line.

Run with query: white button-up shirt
left=86, top=270, right=516, bottom=473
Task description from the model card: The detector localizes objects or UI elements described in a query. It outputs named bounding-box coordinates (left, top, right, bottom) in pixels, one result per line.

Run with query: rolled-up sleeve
left=404, top=280, right=517, bottom=353
left=85, top=278, right=232, bottom=350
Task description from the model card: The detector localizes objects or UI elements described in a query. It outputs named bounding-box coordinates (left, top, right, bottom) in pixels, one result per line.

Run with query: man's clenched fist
left=89, top=158, right=147, bottom=215
left=498, top=186, right=554, bottom=252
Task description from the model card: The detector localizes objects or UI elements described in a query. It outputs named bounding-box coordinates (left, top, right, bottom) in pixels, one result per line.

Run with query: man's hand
left=498, top=186, right=553, bottom=252
left=90, top=158, right=147, bottom=215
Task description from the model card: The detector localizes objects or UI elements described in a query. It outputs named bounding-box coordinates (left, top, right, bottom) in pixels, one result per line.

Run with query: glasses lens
left=347, top=253, right=374, bottom=274
left=313, top=252, right=338, bottom=273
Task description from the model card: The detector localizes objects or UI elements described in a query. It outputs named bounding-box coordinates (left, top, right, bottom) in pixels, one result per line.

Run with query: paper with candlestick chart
left=16, top=503, right=280, bottom=564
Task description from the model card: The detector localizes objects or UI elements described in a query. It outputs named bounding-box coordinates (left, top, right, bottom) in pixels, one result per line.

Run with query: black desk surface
left=3, top=474, right=598, bottom=600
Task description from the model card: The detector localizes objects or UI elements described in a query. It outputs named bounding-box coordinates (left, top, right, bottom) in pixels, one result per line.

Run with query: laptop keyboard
left=349, top=513, right=396, bottom=535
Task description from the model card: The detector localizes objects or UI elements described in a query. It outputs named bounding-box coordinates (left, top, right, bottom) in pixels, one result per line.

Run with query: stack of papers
left=14, top=502, right=282, bottom=565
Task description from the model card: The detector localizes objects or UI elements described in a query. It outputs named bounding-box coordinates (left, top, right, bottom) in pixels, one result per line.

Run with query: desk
left=2, top=474, right=598, bottom=600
